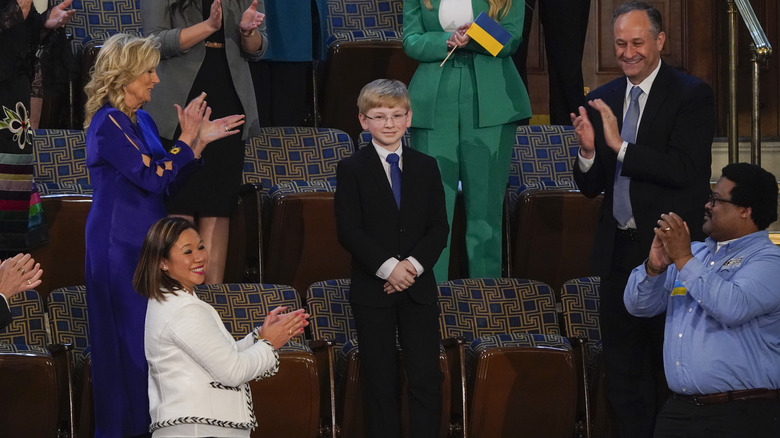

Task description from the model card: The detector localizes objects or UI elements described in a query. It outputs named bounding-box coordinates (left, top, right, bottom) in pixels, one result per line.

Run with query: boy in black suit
left=335, top=79, right=449, bottom=438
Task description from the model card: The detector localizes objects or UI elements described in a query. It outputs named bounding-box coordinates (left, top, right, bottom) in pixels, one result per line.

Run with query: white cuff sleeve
left=376, top=257, right=400, bottom=280
left=617, top=141, right=629, bottom=162
left=406, top=257, right=424, bottom=277
left=577, top=149, right=595, bottom=172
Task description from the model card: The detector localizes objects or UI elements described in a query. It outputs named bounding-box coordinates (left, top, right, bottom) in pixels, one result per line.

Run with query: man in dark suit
left=0, top=253, right=43, bottom=330
left=335, top=79, right=449, bottom=438
left=570, top=2, right=715, bottom=437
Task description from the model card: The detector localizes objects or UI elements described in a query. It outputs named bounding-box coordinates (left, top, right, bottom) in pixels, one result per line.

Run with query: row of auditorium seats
left=30, top=125, right=602, bottom=301
left=54, top=0, right=414, bottom=140
left=0, top=277, right=606, bottom=438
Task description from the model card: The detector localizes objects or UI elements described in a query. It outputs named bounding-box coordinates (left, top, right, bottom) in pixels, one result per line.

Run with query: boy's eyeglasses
left=363, top=112, right=409, bottom=124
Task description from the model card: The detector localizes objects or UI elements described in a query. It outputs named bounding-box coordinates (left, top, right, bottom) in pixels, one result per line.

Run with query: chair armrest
left=441, top=336, right=468, bottom=438
left=226, top=182, right=264, bottom=282
left=309, top=339, right=337, bottom=438
left=567, top=336, right=592, bottom=438
left=48, top=343, right=75, bottom=438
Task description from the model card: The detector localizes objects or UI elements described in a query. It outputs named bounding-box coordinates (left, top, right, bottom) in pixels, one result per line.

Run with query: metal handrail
left=727, top=0, right=773, bottom=165
left=735, top=0, right=772, bottom=61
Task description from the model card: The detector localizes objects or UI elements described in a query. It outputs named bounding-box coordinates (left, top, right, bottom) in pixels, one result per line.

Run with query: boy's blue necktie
left=386, top=153, right=402, bottom=208
left=614, top=86, right=643, bottom=226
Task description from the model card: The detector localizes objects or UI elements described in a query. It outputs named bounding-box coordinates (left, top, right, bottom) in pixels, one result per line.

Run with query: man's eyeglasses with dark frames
left=708, top=193, right=737, bottom=208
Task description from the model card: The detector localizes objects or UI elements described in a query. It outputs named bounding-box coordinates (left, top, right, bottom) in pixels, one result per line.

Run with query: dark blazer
left=574, top=61, right=715, bottom=274
left=0, top=297, right=10, bottom=331
left=335, top=144, right=449, bottom=306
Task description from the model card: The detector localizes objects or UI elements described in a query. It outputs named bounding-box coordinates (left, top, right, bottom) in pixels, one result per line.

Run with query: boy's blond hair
left=357, top=79, right=411, bottom=114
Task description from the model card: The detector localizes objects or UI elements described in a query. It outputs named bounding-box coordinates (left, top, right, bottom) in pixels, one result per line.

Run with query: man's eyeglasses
left=363, top=112, right=409, bottom=124
left=708, top=193, right=736, bottom=208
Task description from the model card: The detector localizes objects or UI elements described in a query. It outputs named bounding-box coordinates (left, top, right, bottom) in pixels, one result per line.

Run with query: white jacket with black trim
left=144, top=289, right=278, bottom=435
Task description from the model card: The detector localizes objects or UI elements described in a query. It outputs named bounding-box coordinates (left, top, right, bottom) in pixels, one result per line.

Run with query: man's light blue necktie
left=613, top=86, right=643, bottom=226
left=386, top=153, right=402, bottom=208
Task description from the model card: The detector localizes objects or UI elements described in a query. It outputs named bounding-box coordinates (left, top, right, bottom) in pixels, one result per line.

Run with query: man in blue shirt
left=624, top=162, right=780, bottom=438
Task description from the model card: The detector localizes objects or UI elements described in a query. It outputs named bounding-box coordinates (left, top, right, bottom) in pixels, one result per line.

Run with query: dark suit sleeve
left=573, top=150, right=607, bottom=199
left=622, top=79, right=715, bottom=189
left=0, top=295, right=12, bottom=331
left=406, top=156, right=449, bottom=271
left=335, top=159, right=396, bottom=276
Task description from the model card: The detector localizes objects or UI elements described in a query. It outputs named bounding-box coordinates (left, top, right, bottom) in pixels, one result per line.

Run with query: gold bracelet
left=240, top=28, right=256, bottom=38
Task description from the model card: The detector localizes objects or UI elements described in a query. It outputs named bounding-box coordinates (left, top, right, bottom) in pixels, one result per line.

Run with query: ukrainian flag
left=466, top=11, right=512, bottom=57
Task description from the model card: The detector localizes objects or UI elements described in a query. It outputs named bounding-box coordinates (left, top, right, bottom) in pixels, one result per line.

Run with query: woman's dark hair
left=721, top=163, right=778, bottom=230
left=133, top=217, right=198, bottom=301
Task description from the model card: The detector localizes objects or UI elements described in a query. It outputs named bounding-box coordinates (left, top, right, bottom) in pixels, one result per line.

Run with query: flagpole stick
left=440, top=46, right=457, bottom=67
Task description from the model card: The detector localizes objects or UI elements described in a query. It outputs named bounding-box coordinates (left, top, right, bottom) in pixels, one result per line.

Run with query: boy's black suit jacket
left=335, top=143, right=449, bottom=306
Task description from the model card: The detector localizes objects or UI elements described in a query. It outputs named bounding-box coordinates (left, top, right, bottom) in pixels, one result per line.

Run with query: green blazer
left=403, top=0, right=531, bottom=129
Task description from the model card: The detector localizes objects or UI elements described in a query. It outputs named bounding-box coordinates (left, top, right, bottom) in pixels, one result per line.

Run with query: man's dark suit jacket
left=574, top=61, right=715, bottom=274
left=335, top=144, right=449, bottom=306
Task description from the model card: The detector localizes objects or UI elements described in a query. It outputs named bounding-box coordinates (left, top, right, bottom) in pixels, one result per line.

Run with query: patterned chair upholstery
left=32, top=129, right=91, bottom=195
left=227, top=127, right=353, bottom=283
left=506, top=124, right=579, bottom=216
left=325, top=0, right=403, bottom=46
left=195, top=283, right=320, bottom=438
left=0, top=290, right=61, bottom=437
left=67, top=0, right=143, bottom=53
left=264, top=180, right=350, bottom=298
left=306, top=279, right=451, bottom=438
left=30, top=129, right=92, bottom=298
left=561, top=276, right=606, bottom=438
left=319, top=0, right=416, bottom=141
left=505, top=125, right=601, bottom=289
left=437, top=278, right=578, bottom=438
left=47, top=286, right=94, bottom=438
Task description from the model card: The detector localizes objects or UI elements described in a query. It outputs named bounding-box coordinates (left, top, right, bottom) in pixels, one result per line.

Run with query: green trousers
left=411, top=53, right=515, bottom=281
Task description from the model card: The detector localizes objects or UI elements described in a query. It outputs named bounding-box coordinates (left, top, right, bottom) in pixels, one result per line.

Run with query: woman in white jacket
left=133, top=217, right=308, bottom=437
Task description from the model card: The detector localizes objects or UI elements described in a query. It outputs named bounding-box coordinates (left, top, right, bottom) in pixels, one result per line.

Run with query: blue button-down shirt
left=624, top=230, right=780, bottom=395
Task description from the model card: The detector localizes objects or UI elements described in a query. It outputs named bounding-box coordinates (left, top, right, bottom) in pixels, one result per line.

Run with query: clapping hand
left=240, top=0, right=265, bottom=34
left=196, top=108, right=245, bottom=147
left=205, top=0, right=222, bottom=32
left=0, top=254, right=43, bottom=300
left=44, top=0, right=76, bottom=30
left=258, top=306, right=310, bottom=349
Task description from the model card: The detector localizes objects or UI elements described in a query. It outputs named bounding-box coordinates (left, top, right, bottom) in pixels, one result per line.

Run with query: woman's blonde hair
left=83, top=33, right=161, bottom=128
left=423, top=0, right=512, bottom=20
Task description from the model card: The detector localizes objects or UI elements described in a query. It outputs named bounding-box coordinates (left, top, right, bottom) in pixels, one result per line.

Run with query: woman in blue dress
left=82, top=33, right=245, bottom=437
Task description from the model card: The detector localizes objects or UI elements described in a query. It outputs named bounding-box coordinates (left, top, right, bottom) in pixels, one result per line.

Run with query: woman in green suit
left=403, top=0, right=531, bottom=280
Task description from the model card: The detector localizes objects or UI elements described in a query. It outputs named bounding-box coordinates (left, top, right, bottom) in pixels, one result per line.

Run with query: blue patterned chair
left=67, top=0, right=143, bottom=54
left=228, top=127, right=353, bottom=284
left=0, top=290, right=63, bottom=437
left=32, top=129, right=91, bottom=196
left=561, top=276, right=607, bottom=438
left=66, top=0, right=143, bottom=126
left=318, top=0, right=417, bottom=141
left=325, top=0, right=403, bottom=46
left=505, top=125, right=602, bottom=292
left=438, top=278, right=579, bottom=438
left=306, top=279, right=451, bottom=438
left=47, top=286, right=94, bottom=438
left=31, top=129, right=92, bottom=298
left=195, top=283, right=320, bottom=438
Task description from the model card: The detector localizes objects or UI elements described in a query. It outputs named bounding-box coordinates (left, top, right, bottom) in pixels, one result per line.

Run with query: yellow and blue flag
left=466, top=11, right=511, bottom=57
